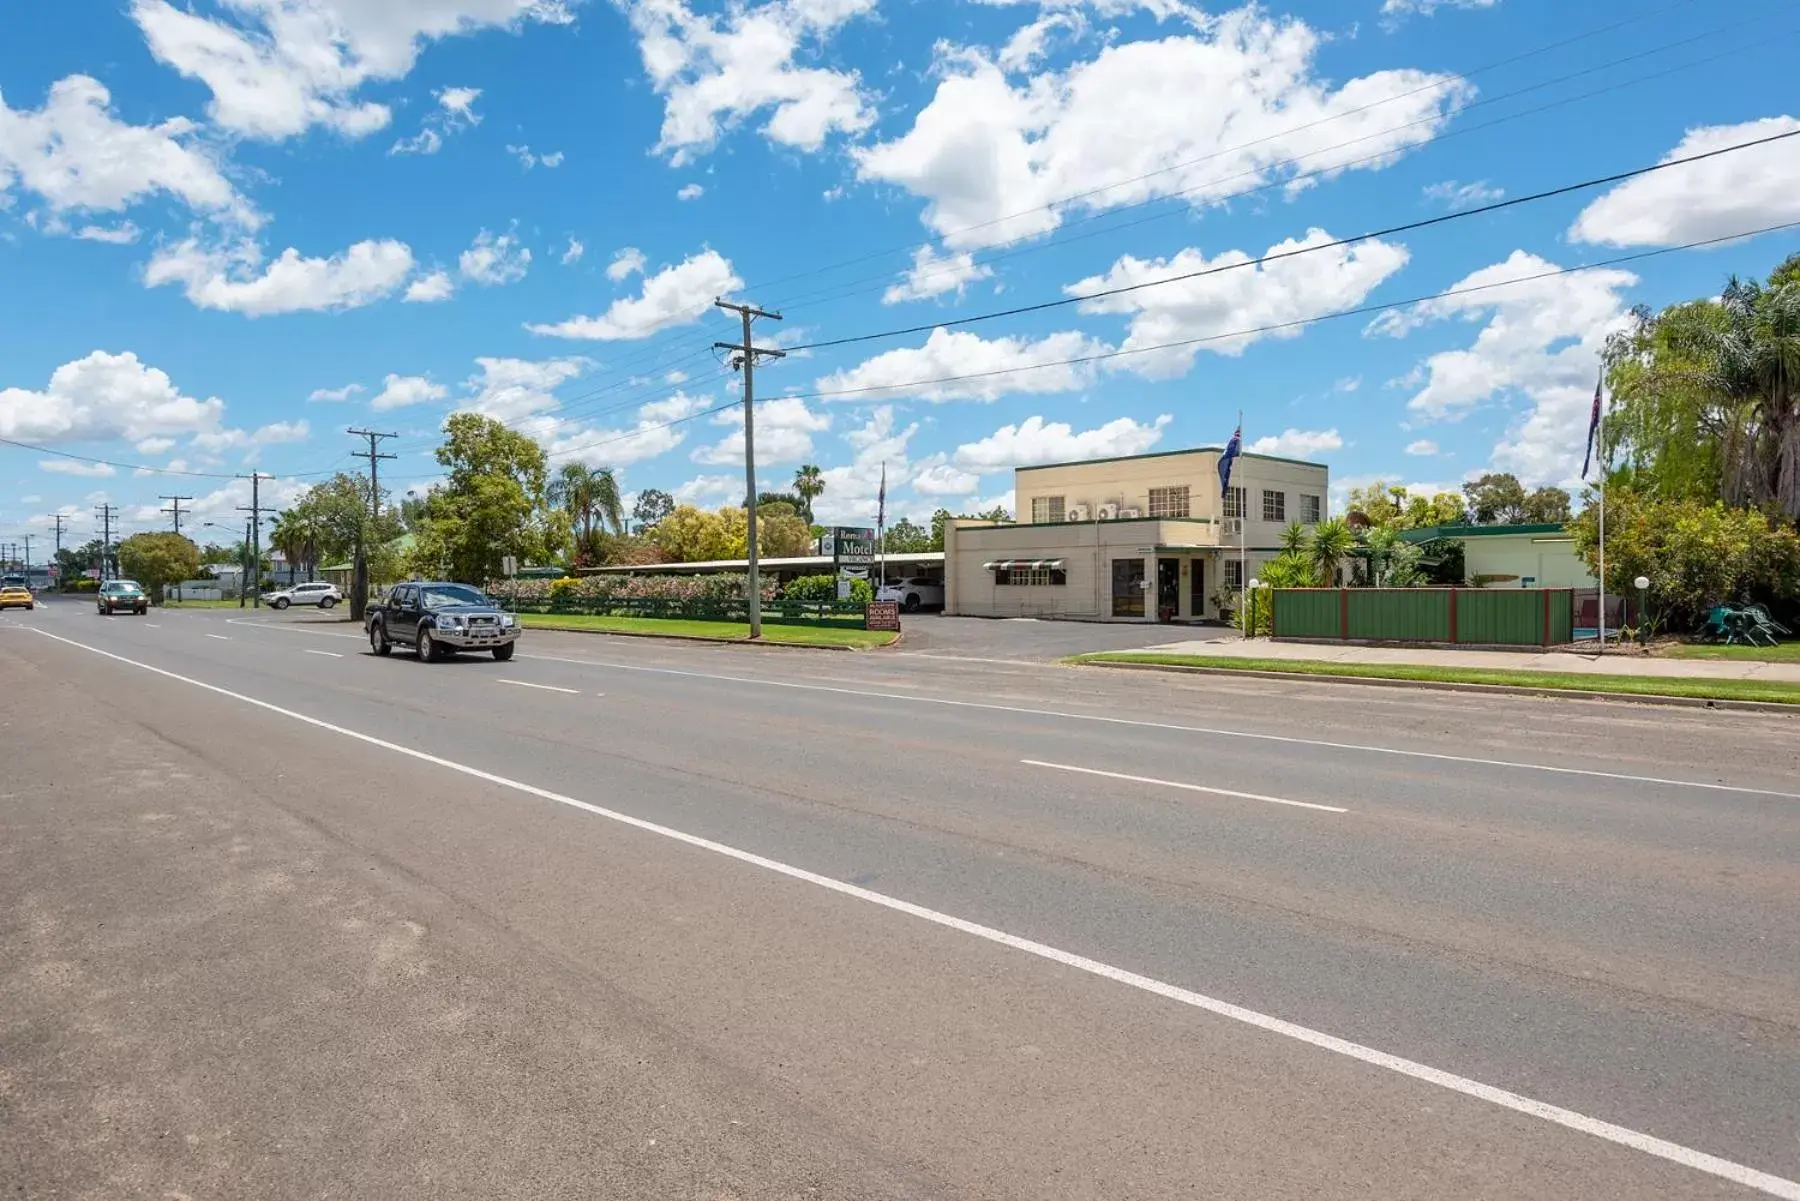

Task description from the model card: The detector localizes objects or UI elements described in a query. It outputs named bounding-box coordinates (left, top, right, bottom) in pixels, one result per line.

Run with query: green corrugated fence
left=1271, top=588, right=1575, bottom=646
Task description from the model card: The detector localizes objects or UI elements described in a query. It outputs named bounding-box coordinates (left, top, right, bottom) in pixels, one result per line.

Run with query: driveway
left=892, top=613, right=1235, bottom=660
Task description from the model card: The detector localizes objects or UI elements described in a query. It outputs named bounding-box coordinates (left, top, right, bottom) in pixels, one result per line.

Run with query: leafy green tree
left=117, top=533, right=200, bottom=602
left=929, top=508, right=954, bottom=551
left=1462, top=473, right=1530, bottom=524
left=1603, top=253, right=1800, bottom=517
left=632, top=488, right=675, bottom=531
left=1347, top=481, right=1464, bottom=529
left=883, top=517, right=931, bottom=553
left=651, top=505, right=742, bottom=562
left=792, top=464, right=825, bottom=522
left=973, top=504, right=1011, bottom=523
left=1570, top=487, right=1800, bottom=630
left=1522, top=486, right=1572, bottom=524
left=410, top=413, right=568, bottom=583
left=755, top=502, right=813, bottom=557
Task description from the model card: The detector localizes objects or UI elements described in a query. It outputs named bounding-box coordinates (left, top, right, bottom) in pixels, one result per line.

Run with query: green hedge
left=503, top=593, right=867, bottom=628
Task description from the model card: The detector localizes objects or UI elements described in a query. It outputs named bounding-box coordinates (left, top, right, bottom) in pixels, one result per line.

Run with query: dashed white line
left=142, top=622, right=161, bottom=628
left=205, top=634, right=230, bottom=641
left=220, top=619, right=1800, bottom=802
left=305, top=649, right=343, bottom=658
left=496, top=678, right=579, bottom=694
left=24, top=623, right=1800, bottom=1200
left=1023, top=759, right=1348, bottom=813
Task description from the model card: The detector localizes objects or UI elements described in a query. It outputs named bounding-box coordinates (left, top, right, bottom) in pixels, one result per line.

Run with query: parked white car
left=876, top=576, right=945, bottom=612
left=262, top=580, right=344, bottom=609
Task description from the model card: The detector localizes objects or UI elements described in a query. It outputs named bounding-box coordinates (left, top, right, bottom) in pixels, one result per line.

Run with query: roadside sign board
left=832, top=526, right=876, bottom=568
left=502, top=554, right=518, bottom=577
left=865, top=600, right=901, bottom=631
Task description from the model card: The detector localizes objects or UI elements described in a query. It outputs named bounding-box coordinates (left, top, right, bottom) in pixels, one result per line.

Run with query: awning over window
left=983, top=559, right=1066, bottom=570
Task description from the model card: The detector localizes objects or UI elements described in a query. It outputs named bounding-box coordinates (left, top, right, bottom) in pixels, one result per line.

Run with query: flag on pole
left=1581, top=371, right=1604, bottom=479
left=877, top=461, right=887, bottom=530
left=1218, top=423, right=1242, bottom=498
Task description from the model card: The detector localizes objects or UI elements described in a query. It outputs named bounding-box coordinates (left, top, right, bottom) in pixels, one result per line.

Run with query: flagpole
left=1597, top=409, right=1607, bottom=656
left=877, top=460, right=887, bottom=593
left=1236, top=410, right=1247, bottom=639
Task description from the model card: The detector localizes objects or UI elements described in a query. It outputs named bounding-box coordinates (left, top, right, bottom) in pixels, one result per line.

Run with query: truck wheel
left=417, top=627, right=439, bottom=662
left=370, top=622, right=392, bottom=656
left=904, top=593, right=921, bottom=612
left=492, top=642, right=515, bottom=661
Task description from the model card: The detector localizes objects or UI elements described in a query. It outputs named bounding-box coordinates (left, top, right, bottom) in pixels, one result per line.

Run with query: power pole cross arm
left=714, top=297, right=785, bottom=640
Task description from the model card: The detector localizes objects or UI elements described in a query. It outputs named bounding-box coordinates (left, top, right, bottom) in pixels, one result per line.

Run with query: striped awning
left=984, top=559, right=1065, bottom=570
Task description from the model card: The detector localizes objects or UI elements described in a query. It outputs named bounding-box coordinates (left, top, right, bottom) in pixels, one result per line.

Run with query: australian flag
left=1218, top=423, right=1242, bottom=498
left=877, top=462, right=887, bottom=530
left=1581, top=372, right=1604, bottom=479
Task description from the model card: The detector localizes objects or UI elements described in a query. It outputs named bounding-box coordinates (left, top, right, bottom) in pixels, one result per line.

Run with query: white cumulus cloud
left=883, top=244, right=994, bottom=305
left=0, top=350, right=226, bottom=445
left=1405, top=439, right=1439, bottom=456
left=952, top=413, right=1171, bottom=472
left=676, top=182, right=704, bottom=200
left=370, top=374, right=450, bottom=412
left=624, top=0, right=876, bottom=164
left=0, top=75, right=251, bottom=223
left=308, top=382, right=363, bottom=402
left=146, top=237, right=417, bottom=315
left=855, top=11, right=1468, bottom=251
left=1248, top=428, right=1341, bottom=459
left=459, top=226, right=532, bottom=285
left=815, top=327, right=1108, bottom=403
left=1071, top=229, right=1410, bottom=379
left=405, top=270, right=455, bottom=302
left=692, top=396, right=828, bottom=466
left=391, top=84, right=483, bottom=155
left=128, top=0, right=576, bottom=141
left=40, top=458, right=117, bottom=477
left=561, top=236, right=585, bottom=265
left=528, top=249, right=740, bottom=340
left=607, top=246, right=646, bottom=280
left=1568, top=116, right=1800, bottom=248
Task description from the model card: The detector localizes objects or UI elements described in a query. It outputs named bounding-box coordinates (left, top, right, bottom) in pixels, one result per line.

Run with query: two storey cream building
left=943, top=445, right=1329, bottom=622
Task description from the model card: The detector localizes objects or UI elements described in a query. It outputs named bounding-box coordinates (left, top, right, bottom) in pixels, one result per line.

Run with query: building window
left=1299, top=493, right=1321, bottom=524
left=1030, top=495, right=1066, bottom=524
left=1262, top=489, right=1286, bottom=522
left=1147, top=485, right=1190, bottom=518
left=1111, top=559, right=1145, bottom=617
left=997, top=564, right=1065, bottom=587
left=1223, top=486, right=1245, bottom=519
left=1224, top=558, right=1244, bottom=590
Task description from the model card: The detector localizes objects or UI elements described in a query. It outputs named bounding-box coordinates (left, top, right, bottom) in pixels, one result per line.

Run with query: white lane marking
left=24, top=625, right=1800, bottom=1201
left=142, top=622, right=161, bottom=628
left=516, top=652, right=1800, bottom=802
left=305, top=649, right=343, bottom=658
left=205, top=634, right=230, bottom=641
left=1024, top=759, right=1348, bottom=814
left=497, top=678, right=578, bottom=695
left=219, top=620, right=1800, bottom=802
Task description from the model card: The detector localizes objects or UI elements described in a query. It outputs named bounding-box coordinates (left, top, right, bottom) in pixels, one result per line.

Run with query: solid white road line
left=142, top=623, right=161, bottom=628
left=220, top=620, right=1800, bottom=802
left=517, top=652, right=1800, bottom=802
left=1023, top=759, right=1348, bottom=814
left=205, top=634, right=230, bottom=641
left=305, top=649, right=343, bottom=658
left=23, top=624, right=1800, bottom=1201
left=497, top=678, right=579, bottom=695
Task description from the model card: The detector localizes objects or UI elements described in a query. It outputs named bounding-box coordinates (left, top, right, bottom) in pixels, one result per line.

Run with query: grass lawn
left=1074, top=652, right=1800, bottom=705
left=517, top=611, right=898, bottom=649
left=1661, top=641, right=1800, bottom=663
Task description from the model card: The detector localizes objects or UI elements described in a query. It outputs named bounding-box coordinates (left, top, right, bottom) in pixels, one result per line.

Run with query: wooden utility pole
left=160, top=495, right=193, bottom=535
left=713, top=299, right=784, bottom=639
left=237, top=473, right=271, bottom=607
left=347, top=428, right=397, bottom=621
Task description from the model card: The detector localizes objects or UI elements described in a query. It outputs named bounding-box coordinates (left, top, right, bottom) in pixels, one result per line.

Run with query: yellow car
left=0, top=584, right=34, bottom=611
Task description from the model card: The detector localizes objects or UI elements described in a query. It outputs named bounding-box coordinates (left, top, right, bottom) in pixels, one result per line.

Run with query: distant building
left=1398, top=523, right=1597, bottom=589
left=944, top=446, right=1329, bottom=623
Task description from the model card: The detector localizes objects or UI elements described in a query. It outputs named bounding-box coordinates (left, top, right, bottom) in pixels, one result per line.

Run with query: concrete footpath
left=1142, top=637, right=1800, bottom=683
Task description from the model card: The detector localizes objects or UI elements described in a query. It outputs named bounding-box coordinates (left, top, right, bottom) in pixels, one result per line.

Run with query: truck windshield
left=420, top=584, right=486, bottom=608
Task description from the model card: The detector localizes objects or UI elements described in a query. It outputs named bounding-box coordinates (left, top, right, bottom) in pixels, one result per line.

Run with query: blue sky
left=2, top=0, right=1797, bottom=549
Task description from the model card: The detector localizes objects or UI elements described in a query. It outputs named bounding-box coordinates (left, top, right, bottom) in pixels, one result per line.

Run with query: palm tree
left=1718, top=272, right=1800, bottom=519
left=1307, top=517, right=1356, bottom=587
left=793, top=464, right=825, bottom=522
left=548, top=463, right=626, bottom=560
left=269, top=508, right=320, bottom=578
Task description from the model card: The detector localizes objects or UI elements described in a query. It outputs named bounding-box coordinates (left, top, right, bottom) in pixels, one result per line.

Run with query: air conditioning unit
left=1096, top=503, right=1119, bottom=520
left=1065, top=505, right=1089, bottom=522
left=1120, top=507, right=1141, bottom=519
left=1222, top=518, right=1244, bottom=537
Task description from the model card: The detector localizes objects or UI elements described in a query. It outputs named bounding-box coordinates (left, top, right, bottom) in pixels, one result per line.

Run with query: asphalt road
left=4, top=595, right=1799, bottom=1199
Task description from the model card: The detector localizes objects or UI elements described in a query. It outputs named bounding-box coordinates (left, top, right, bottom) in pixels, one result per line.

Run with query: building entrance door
left=1190, top=557, right=1205, bottom=619
left=1156, top=558, right=1179, bottom=621
left=1111, top=559, right=1145, bottom=618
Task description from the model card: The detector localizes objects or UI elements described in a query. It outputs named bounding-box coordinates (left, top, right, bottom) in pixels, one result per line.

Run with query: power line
left=785, top=126, right=1800, bottom=354
left=236, top=473, right=272, bottom=609
left=743, top=0, right=1705, bottom=300
left=772, top=20, right=1789, bottom=316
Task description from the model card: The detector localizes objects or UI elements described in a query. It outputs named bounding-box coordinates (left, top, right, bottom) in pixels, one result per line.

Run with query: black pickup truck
left=365, top=580, right=520, bottom=662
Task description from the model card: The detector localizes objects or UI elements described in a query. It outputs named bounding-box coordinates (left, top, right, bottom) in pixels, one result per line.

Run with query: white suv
left=876, top=576, right=944, bottom=612
left=263, top=581, right=343, bottom=609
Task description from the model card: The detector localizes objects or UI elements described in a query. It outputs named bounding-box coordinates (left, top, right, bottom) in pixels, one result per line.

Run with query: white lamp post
left=1634, top=575, right=1650, bottom=646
